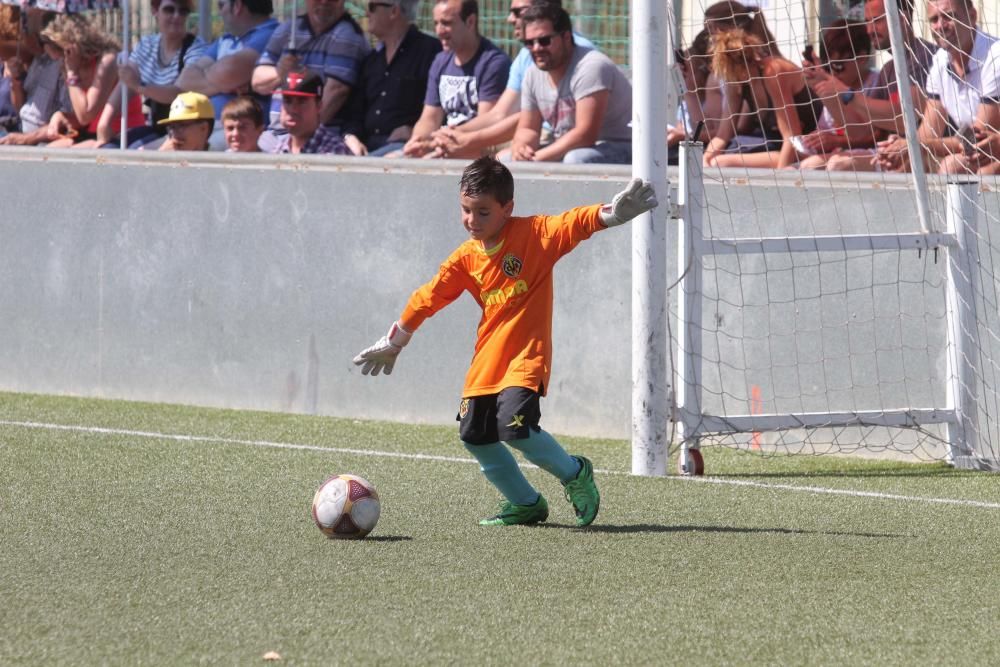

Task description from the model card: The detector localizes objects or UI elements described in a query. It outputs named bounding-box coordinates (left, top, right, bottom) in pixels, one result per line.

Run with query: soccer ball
left=311, top=474, right=381, bottom=539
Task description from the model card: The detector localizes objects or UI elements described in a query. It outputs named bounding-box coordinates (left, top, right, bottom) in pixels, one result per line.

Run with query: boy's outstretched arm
left=599, top=179, right=659, bottom=227
left=353, top=321, right=413, bottom=376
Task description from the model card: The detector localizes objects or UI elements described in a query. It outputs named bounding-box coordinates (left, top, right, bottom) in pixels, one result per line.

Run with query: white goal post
left=624, top=0, right=1000, bottom=474
left=672, top=142, right=996, bottom=472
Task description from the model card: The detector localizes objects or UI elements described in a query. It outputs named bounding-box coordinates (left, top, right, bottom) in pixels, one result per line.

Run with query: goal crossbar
left=701, top=232, right=956, bottom=255
left=682, top=409, right=956, bottom=437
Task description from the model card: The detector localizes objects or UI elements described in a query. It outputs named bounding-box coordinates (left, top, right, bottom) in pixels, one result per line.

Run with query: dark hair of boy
left=221, top=95, right=265, bottom=127
left=460, top=156, right=515, bottom=205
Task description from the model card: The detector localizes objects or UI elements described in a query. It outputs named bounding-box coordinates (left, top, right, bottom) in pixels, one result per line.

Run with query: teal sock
left=463, top=441, right=540, bottom=506
left=506, top=427, right=581, bottom=484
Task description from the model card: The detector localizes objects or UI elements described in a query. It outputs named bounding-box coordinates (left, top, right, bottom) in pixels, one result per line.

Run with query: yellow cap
left=158, top=91, right=215, bottom=125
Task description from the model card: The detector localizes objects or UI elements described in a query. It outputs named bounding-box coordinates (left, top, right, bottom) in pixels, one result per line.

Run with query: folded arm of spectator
left=251, top=52, right=299, bottom=95
left=319, top=77, right=351, bottom=127
left=178, top=51, right=257, bottom=97
left=64, top=47, right=118, bottom=127
left=767, top=70, right=807, bottom=169
left=918, top=98, right=974, bottom=161
left=46, top=109, right=79, bottom=136
left=531, top=90, right=607, bottom=163
left=808, top=66, right=923, bottom=135
left=0, top=123, right=59, bottom=145
left=94, top=82, right=127, bottom=145
left=402, top=104, right=444, bottom=157
left=510, top=108, right=542, bottom=161
left=431, top=87, right=520, bottom=157
left=702, top=79, right=741, bottom=166
left=4, top=56, right=27, bottom=110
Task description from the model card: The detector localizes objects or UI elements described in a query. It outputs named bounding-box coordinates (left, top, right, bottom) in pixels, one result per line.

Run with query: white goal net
left=668, top=0, right=1000, bottom=470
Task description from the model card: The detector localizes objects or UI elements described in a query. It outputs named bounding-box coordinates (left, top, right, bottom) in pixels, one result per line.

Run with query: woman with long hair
left=703, top=0, right=781, bottom=57
left=704, top=28, right=822, bottom=169
left=40, top=14, right=141, bottom=146
left=89, top=0, right=207, bottom=148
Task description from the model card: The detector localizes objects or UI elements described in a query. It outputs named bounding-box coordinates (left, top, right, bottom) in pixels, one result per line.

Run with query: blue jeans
left=368, top=140, right=405, bottom=157
left=563, top=140, right=633, bottom=165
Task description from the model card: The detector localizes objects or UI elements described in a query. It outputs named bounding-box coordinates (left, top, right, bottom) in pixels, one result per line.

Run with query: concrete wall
left=0, top=148, right=970, bottom=443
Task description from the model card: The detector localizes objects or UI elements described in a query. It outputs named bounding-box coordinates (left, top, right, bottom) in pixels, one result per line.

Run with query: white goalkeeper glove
left=599, top=178, right=659, bottom=227
left=353, top=321, right=413, bottom=376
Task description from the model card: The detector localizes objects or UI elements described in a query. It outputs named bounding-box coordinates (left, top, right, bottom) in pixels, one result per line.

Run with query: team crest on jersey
left=501, top=253, right=523, bottom=279
left=459, top=398, right=470, bottom=418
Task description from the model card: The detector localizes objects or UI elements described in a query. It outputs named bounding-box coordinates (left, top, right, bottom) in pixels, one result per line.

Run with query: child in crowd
left=157, top=91, right=213, bottom=151
left=353, top=157, right=657, bottom=527
left=221, top=95, right=264, bottom=152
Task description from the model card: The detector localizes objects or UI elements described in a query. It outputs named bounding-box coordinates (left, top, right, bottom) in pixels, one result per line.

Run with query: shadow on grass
left=540, top=523, right=907, bottom=538
left=363, top=535, right=413, bottom=542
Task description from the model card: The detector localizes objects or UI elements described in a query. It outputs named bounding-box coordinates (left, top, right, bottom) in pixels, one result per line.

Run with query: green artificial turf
left=2, top=392, right=998, bottom=665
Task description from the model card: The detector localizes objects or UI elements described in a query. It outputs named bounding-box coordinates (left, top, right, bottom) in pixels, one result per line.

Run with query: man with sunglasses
left=399, top=0, right=510, bottom=158
left=430, top=0, right=594, bottom=159
left=803, top=0, right=935, bottom=173
left=90, top=0, right=207, bottom=148
left=251, top=0, right=369, bottom=132
left=175, top=0, right=279, bottom=149
left=340, top=0, right=441, bottom=156
left=510, top=4, right=631, bottom=164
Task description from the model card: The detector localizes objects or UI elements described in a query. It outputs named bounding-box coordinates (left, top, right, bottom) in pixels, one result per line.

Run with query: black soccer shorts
left=457, top=386, right=542, bottom=445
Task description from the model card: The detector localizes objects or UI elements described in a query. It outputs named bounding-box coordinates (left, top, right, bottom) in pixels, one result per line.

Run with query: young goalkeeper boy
left=353, top=157, right=658, bottom=527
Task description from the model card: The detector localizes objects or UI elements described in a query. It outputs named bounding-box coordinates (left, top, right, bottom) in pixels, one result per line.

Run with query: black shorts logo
left=459, top=398, right=470, bottom=419
left=502, top=253, right=523, bottom=279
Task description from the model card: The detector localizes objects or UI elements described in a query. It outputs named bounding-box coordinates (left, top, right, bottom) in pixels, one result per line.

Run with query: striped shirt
left=258, top=14, right=370, bottom=128
left=129, top=33, right=209, bottom=87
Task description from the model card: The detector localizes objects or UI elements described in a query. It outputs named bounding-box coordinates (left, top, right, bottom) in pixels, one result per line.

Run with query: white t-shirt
left=925, top=29, right=1000, bottom=129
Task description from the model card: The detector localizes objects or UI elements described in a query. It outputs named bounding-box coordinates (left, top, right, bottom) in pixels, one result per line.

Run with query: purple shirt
left=424, top=37, right=510, bottom=127
left=258, top=124, right=351, bottom=154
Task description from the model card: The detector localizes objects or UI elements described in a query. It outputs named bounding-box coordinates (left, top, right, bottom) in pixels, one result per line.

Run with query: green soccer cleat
left=563, top=456, right=600, bottom=526
left=479, top=495, right=549, bottom=526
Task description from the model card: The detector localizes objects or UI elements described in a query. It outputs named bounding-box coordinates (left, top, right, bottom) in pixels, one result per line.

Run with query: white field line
left=3, top=418, right=999, bottom=510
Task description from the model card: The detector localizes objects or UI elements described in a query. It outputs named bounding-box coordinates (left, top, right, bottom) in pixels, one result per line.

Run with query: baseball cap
left=158, top=91, right=215, bottom=125
left=279, top=72, right=323, bottom=98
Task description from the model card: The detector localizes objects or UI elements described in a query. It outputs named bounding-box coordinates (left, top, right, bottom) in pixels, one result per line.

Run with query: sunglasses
left=160, top=5, right=192, bottom=15
left=522, top=33, right=558, bottom=48
left=367, top=1, right=393, bottom=10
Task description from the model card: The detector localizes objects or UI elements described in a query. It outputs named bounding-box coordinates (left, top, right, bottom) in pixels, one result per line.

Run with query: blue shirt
left=258, top=13, right=371, bottom=129
left=204, top=18, right=280, bottom=117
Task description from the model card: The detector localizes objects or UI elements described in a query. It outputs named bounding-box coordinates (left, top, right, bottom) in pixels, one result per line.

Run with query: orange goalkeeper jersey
left=399, top=204, right=606, bottom=397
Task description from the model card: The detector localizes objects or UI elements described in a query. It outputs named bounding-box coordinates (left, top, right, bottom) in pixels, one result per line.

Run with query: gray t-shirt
left=521, top=45, right=632, bottom=143
left=20, top=54, right=66, bottom=134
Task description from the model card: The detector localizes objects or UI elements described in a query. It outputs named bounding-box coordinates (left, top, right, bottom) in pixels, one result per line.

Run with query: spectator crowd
left=1, top=0, right=999, bottom=174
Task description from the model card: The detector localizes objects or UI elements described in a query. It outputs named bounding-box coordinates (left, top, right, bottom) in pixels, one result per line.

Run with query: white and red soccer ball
left=311, top=474, right=381, bottom=539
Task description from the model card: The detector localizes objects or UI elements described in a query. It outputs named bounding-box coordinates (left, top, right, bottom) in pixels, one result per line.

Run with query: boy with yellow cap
left=157, top=91, right=214, bottom=151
